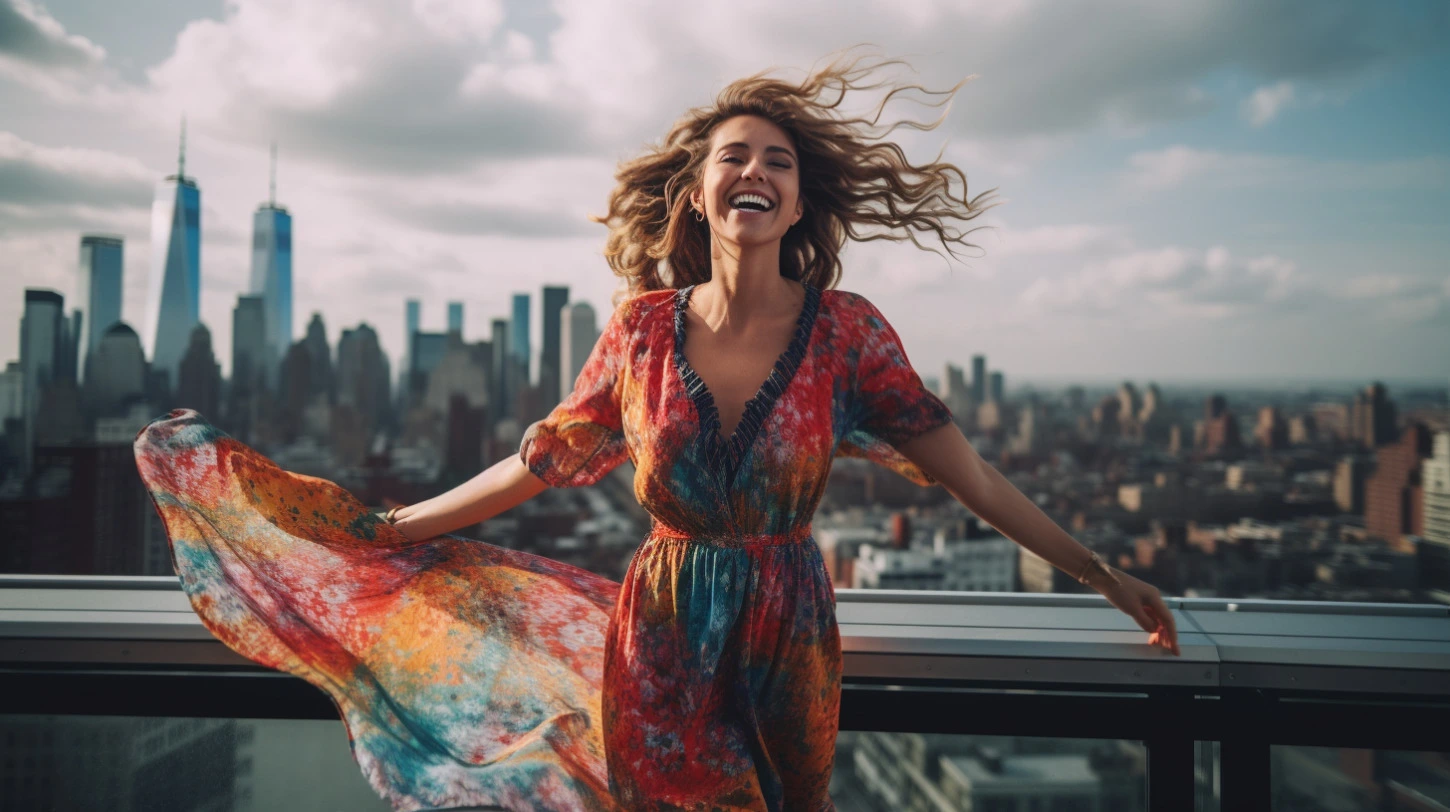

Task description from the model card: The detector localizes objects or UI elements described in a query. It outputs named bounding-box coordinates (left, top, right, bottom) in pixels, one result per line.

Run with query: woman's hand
left=1095, top=569, right=1181, bottom=656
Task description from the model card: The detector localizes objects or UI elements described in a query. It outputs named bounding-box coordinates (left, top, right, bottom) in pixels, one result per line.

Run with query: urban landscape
left=1, top=133, right=1447, bottom=812
left=3, top=2, right=1448, bottom=810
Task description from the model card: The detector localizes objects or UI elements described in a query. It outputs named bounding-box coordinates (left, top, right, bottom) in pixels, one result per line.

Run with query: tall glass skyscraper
left=540, top=285, right=569, bottom=407
left=78, top=235, right=124, bottom=381
left=20, top=289, right=65, bottom=472
left=145, top=126, right=201, bottom=385
left=447, top=301, right=464, bottom=335
left=511, top=293, right=531, bottom=386
left=249, top=145, right=292, bottom=385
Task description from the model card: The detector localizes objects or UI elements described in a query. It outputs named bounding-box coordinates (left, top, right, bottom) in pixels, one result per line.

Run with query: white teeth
left=729, top=193, right=774, bottom=211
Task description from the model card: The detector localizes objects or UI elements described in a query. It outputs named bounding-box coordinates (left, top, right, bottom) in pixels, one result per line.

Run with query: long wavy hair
left=593, top=50, right=999, bottom=302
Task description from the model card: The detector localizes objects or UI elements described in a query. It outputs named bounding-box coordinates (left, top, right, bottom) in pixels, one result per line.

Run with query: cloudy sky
left=3, top=0, right=1447, bottom=388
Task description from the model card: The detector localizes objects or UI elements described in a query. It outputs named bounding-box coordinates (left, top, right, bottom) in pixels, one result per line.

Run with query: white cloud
left=1241, top=81, right=1295, bottom=126
left=1019, top=245, right=1308, bottom=320
left=1124, top=146, right=1450, bottom=192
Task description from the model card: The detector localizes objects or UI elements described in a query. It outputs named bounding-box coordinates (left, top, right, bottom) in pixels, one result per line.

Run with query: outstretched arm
left=389, top=455, right=549, bottom=542
left=897, top=422, right=1181, bottom=656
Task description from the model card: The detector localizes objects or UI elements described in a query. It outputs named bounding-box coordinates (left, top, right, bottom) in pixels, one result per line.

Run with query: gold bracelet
left=385, top=505, right=405, bottom=525
left=1075, top=551, right=1121, bottom=587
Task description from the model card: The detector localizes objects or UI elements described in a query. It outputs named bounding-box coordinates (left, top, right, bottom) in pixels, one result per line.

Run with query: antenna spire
left=269, top=141, right=277, bottom=206
left=178, top=116, right=187, bottom=179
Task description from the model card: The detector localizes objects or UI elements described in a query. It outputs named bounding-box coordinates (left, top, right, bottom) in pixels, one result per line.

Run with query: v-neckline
left=673, top=280, right=822, bottom=485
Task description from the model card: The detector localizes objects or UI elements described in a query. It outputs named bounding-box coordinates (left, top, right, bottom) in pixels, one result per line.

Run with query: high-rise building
left=1352, top=382, right=1398, bottom=449
left=175, top=324, right=222, bottom=420
left=539, top=286, right=569, bottom=407
left=971, top=354, right=986, bottom=404
left=560, top=302, right=597, bottom=397
left=447, top=301, right=464, bottom=336
left=82, top=323, right=147, bottom=417
left=19, top=290, right=67, bottom=472
left=511, top=293, right=531, bottom=384
left=231, top=295, right=267, bottom=392
left=1334, top=455, right=1374, bottom=515
left=989, top=371, right=1005, bottom=404
left=336, top=323, right=391, bottom=442
left=145, top=122, right=202, bottom=385
left=249, top=144, right=292, bottom=381
left=405, top=299, right=421, bottom=376
left=77, top=235, right=124, bottom=380
left=1365, top=422, right=1433, bottom=543
left=1420, top=432, right=1450, bottom=600
left=302, top=312, right=333, bottom=403
left=490, top=318, right=510, bottom=422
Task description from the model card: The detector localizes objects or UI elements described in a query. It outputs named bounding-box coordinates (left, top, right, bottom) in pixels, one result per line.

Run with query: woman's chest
left=616, top=311, right=850, bottom=479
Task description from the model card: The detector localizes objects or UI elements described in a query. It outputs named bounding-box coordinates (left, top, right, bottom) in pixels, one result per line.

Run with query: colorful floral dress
left=133, top=282, right=954, bottom=812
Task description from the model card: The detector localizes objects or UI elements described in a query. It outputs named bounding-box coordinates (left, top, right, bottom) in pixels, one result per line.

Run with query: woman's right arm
left=389, top=456, right=549, bottom=542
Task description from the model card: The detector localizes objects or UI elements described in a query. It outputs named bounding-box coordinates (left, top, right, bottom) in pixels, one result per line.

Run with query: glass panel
left=1271, top=746, right=1450, bottom=811
left=1196, top=740, right=1220, bottom=812
left=0, top=715, right=390, bottom=812
left=832, top=731, right=1145, bottom=811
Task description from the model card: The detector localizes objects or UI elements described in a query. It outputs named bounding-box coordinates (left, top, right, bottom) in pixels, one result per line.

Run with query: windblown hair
left=593, top=50, right=999, bottom=300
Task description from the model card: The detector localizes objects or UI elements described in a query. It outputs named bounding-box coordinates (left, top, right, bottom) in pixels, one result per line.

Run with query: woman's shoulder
left=602, top=287, right=677, bottom=333
left=819, top=287, right=890, bottom=327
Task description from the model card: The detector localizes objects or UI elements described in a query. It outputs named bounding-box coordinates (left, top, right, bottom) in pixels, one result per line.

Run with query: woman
left=135, top=54, right=1179, bottom=812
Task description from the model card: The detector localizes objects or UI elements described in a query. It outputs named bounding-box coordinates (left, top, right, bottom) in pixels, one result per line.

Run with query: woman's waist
left=646, top=520, right=814, bottom=547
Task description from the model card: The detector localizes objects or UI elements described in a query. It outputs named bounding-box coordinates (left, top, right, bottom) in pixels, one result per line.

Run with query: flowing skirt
left=135, top=410, right=619, bottom=812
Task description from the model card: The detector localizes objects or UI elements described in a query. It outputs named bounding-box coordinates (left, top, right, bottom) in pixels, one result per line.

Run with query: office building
left=971, top=354, right=986, bottom=404
left=144, top=123, right=202, bottom=385
left=77, top=235, right=124, bottom=381
left=448, top=301, right=464, bottom=335
left=1421, top=432, right=1450, bottom=599
left=249, top=144, right=292, bottom=380
left=1365, top=422, right=1434, bottom=543
left=560, top=302, right=597, bottom=396
left=19, top=290, right=68, bottom=473
left=539, top=286, right=569, bottom=407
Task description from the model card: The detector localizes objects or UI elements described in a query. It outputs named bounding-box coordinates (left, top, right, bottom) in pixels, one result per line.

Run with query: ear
left=689, top=185, right=704, bottom=214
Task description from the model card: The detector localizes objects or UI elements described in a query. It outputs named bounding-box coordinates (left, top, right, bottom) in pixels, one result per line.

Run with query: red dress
left=134, top=282, right=953, bottom=812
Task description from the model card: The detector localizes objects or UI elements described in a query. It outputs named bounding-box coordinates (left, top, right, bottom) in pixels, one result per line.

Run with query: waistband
left=648, top=521, right=814, bottom=547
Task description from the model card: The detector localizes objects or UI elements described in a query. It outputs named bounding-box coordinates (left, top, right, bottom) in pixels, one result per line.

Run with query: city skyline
left=2, top=0, right=1448, bottom=385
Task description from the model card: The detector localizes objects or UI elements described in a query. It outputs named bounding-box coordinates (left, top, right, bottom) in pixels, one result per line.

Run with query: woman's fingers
left=1142, top=597, right=1181, bottom=656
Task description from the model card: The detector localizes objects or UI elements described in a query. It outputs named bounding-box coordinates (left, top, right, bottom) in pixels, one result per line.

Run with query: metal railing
left=2, top=574, right=1447, bottom=812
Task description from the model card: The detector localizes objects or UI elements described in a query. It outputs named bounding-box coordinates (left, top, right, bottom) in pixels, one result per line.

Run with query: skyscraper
left=511, top=293, right=531, bottom=386
left=175, top=324, right=222, bottom=419
left=77, top=235, right=123, bottom=381
left=145, top=121, right=202, bottom=386
left=448, top=301, right=464, bottom=336
left=560, top=301, right=597, bottom=397
left=231, top=295, right=267, bottom=392
left=405, top=298, right=421, bottom=376
left=539, top=286, right=569, bottom=408
left=249, top=144, right=292, bottom=383
left=971, top=354, right=986, bottom=404
left=20, top=290, right=66, bottom=472
left=490, top=317, right=510, bottom=422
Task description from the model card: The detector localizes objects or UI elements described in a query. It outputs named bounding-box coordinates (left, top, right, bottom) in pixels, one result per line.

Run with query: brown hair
left=593, top=49, right=999, bottom=302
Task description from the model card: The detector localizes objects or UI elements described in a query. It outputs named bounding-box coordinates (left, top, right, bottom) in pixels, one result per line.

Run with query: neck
left=700, top=238, right=798, bottom=320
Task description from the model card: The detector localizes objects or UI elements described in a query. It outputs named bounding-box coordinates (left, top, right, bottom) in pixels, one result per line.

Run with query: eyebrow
left=717, top=142, right=797, bottom=161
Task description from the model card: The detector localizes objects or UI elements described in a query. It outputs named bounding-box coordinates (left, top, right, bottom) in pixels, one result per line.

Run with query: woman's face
left=691, top=114, right=804, bottom=252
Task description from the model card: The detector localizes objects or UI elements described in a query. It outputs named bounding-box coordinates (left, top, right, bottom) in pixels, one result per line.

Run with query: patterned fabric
left=133, top=282, right=953, bottom=812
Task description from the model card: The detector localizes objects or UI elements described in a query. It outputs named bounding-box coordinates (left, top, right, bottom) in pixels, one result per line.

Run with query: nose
left=740, top=156, right=767, bottom=182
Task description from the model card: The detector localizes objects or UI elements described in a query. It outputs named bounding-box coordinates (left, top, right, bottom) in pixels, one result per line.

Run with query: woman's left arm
left=897, top=422, right=1181, bottom=656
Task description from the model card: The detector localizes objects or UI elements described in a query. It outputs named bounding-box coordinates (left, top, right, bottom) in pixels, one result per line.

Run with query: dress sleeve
left=519, top=300, right=631, bottom=488
left=835, top=293, right=955, bottom=486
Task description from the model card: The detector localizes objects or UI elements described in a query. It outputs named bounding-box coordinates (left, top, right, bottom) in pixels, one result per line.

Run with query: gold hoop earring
left=694, top=208, right=704, bottom=222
